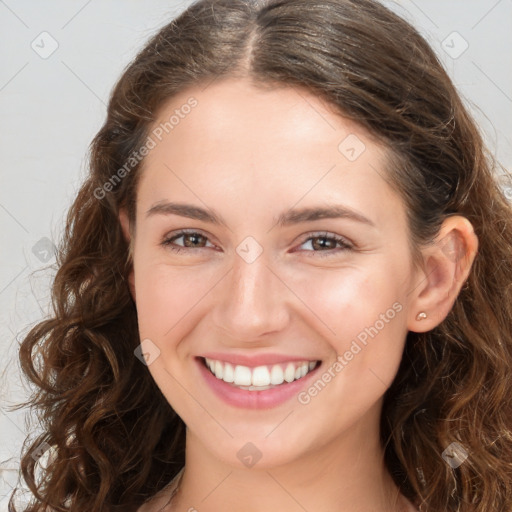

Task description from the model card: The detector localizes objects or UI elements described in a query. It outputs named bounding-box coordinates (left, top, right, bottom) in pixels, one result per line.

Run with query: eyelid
left=161, top=229, right=354, bottom=256
left=161, top=228, right=217, bottom=249
left=293, top=231, right=354, bottom=254
left=297, top=230, right=353, bottom=245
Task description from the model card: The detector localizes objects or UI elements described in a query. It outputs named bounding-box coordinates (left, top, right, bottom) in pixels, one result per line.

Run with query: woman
left=11, top=0, right=512, bottom=511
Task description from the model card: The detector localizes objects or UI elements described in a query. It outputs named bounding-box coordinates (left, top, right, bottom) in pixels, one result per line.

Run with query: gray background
left=1, top=0, right=511, bottom=508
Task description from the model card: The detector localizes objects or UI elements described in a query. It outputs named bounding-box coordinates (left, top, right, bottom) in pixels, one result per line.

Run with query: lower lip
left=196, top=358, right=321, bottom=409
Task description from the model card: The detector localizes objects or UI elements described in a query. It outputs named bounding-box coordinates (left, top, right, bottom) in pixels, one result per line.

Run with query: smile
left=203, top=357, right=318, bottom=391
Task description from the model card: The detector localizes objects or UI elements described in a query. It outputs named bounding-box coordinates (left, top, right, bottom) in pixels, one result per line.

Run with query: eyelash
left=161, top=229, right=353, bottom=257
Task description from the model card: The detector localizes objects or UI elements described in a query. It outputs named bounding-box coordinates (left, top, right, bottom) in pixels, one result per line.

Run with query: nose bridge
left=212, top=243, right=289, bottom=340
left=232, top=251, right=269, bottom=306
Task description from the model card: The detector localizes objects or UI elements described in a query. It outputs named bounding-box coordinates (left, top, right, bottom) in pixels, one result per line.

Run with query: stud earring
left=416, top=311, right=428, bottom=321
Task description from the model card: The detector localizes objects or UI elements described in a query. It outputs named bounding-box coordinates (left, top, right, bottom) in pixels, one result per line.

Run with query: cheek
left=291, top=259, right=407, bottom=335
left=133, top=239, right=412, bottom=364
left=288, top=258, right=410, bottom=383
left=134, top=263, right=214, bottom=336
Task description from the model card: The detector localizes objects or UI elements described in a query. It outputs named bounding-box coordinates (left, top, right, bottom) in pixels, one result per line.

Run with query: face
left=125, top=77, right=420, bottom=470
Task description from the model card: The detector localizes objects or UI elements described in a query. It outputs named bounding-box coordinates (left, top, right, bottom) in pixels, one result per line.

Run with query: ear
left=119, top=207, right=136, bottom=302
left=407, top=215, right=478, bottom=332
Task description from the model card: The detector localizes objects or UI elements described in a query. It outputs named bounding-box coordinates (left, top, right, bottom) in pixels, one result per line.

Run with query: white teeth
left=284, top=363, right=296, bottom=383
left=204, top=358, right=318, bottom=390
left=214, top=360, right=223, bottom=379
left=252, top=366, right=270, bottom=386
left=233, top=365, right=252, bottom=386
left=223, top=362, right=234, bottom=383
left=270, top=365, right=284, bottom=385
left=237, top=384, right=274, bottom=391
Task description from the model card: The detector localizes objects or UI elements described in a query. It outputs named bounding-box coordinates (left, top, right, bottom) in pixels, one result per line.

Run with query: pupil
left=185, top=234, right=203, bottom=247
left=313, top=237, right=334, bottom=250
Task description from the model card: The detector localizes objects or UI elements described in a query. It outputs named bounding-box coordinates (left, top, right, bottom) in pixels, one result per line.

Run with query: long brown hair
left=11, top=1, right=512, bottom=511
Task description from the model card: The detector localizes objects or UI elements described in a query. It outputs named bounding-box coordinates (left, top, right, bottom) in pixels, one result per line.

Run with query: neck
left=170, top=402, right=413, bottom=512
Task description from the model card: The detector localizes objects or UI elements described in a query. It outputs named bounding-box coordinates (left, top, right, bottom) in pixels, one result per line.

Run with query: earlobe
left=408, top=215, right=478, bottom=333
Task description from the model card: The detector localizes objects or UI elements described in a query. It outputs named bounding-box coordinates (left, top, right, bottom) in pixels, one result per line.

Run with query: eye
left=294, top=232, right=353, bottom=257
left=161, top=230, right=216, bottom=253
left=161, top=230, right=354, bottom=257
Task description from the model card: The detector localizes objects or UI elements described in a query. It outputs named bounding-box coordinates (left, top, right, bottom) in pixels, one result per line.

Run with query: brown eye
left=310, top=236, right=338, bottom=250
left=179, top=233, right=207, bottom=247
left=161, top=230, right=214, bottom=253
left=296, top=232, right=353, bottom=257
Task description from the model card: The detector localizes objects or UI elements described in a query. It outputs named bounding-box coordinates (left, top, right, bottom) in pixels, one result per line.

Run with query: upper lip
left=199, top=352, right=320, bottom=367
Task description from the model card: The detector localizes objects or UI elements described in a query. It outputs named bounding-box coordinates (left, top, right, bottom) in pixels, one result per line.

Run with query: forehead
left=136, top=77, right=405, bottom=231
left=148, top=77, right=371, bottom=160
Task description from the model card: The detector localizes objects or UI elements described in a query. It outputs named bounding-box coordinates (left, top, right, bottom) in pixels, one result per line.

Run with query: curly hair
left=11, top=0, right=512, bottom=511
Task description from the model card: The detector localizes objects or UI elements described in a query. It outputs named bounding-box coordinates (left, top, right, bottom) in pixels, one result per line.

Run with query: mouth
left=201, top=357, right=320, bottom=391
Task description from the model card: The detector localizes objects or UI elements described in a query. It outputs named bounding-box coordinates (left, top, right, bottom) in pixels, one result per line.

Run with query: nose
left=211, top=246, right=290, bottom=342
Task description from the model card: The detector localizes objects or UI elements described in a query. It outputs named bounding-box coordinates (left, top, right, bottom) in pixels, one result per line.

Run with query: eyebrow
left=146, top=201, right=374, bottom=227
left=275, top=205, right=374, bottom=227
left=146, top=201, right=226, bottom=226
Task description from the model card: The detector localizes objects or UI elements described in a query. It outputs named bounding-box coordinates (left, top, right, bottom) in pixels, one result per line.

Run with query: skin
left=120, top=77, right=478, bottom=512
